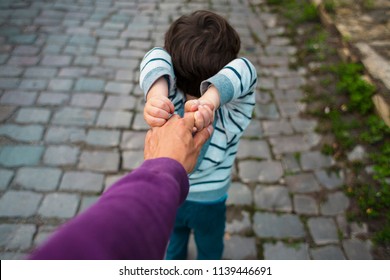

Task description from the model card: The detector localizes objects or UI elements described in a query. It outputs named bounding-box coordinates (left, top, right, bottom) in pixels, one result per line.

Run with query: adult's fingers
left=182, top=111, right=196, bottom=131
left=193, top=124, right=213, bottom=149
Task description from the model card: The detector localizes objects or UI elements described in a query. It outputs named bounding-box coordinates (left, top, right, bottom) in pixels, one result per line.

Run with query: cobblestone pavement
left=0, top=0, right=374, bottom=260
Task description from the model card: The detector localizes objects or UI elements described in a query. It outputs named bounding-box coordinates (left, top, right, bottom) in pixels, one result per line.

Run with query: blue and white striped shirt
left=140, top=47, right=257, bottom=202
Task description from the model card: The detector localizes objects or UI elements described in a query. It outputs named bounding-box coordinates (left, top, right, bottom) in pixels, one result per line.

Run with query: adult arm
left=29, top=114, right=212, bottom=260
left=29, top=158, right=189, bottom=260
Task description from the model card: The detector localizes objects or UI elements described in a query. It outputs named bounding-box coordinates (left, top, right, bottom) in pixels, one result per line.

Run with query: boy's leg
left=192, top=200, right=226, bottom=260
left=165, top=201, right=191, bottom=260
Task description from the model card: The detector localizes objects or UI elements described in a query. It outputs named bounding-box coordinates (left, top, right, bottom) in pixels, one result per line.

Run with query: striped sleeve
left=200, top=57, right=257, bottom=135
left=139, top=47, right=176, bottom=100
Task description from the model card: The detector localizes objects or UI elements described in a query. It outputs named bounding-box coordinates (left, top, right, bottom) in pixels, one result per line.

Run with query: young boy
left=140, top=10, right=257, bottom=260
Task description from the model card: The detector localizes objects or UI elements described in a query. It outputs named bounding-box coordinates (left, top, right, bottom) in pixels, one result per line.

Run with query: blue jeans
left=166, top=199, right=226, bottom=260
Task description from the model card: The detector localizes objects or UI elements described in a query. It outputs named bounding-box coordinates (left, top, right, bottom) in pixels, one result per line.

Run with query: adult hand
left=144, top=113, right=213, bottom=173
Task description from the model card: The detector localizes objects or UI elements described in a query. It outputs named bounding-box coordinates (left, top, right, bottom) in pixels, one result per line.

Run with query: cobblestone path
left=0, top=0, right=373, bottom=259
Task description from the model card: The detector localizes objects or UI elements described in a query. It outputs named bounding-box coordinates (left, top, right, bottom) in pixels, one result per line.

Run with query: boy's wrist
left=147, top=76, right=169, bottom=101
left=201, top=85, right=220, bottom=110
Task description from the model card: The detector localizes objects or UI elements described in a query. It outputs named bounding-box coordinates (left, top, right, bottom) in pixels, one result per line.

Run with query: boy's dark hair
left=164, top=10, right=241, bottom=98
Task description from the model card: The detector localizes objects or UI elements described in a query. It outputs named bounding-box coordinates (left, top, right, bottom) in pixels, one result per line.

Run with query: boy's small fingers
left=145, top=115, right=166, bottom=127
left=194, top=111, right=204, bottom=130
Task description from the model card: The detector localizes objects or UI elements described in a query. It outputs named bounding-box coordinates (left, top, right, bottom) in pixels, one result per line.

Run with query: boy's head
left=164, top=10, right=241, bottom=98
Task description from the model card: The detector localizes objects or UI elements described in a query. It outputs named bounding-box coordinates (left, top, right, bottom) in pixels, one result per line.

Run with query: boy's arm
left=199, top=57, right=257, bottom=134
left=139, top=47, right=175, bottom=99
left=140, top=48, right=176, bottom=127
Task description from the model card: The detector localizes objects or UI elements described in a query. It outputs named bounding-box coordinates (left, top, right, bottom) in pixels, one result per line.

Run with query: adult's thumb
left=194, top=124, right=213, bottom=149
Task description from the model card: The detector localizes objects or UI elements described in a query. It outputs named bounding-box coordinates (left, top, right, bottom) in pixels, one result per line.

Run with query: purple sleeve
left=29, top=158, right=189, bottom=260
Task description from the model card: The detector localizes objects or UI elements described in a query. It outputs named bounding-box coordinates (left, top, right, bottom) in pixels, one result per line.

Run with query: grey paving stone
left=263, top=241, right=310, bottom=260
left=277, top=76, right=305, bottom=90
left=86, top=129, right=120, bottom=147
left=0, top=90, right=37, bottom=105
left=262, top=120, right=294, bottom=136
left=290, top=118, right=317, bottom=133
left=0, top=78, right=19, bottom=89
left=14, top=167, right=61, bottom=191
left=0, top=65, right=24, bottom=77
left=227, top=182, right=252, bottom=206
left=13, top=46, right=40, bottom=55
left=15, top=108, right=51, bottom=123
left=69, top=35, right=96, bottom=46
left=58, top=67, right=88, bottom=78
left=254, top=185, right=292, bottom=212
left=350, top=222, right=369, bottom=239
left=45, top=126, right=86, bottom=143
left=18, top=79, right=48, bottom=90
left=38, top=193, right=79, bottom=219
left=33, top=226, right=56, bottom=247
left=0, top=224, right=36, bottom=250
left=281, top=153, right=301, bottom=172
left=74, top=78, right=105, bottom=92
left=0, top=252, right=26, bottom=260
left=226, top=210, right=252, bottom=234
left=89, top=66, right=116, bottom=79
left=37, top=92, right=69, bottom=105
left=59, top=171, right=104, bottom=193
left=342, top=239, right=373, bottom=260
left=79, top=151, right=120, bottom=172
left=115, top=70, right=134, bottom=82
left=23, top=66, right=58, bottom=78
left=96, top=47, right=118, bottom=57
left=300, top=151, right=334, bottom=171
left=96, top=110, right=132, bottom=128
left=293, top=194, right=319, bottom=215
left=122, top=150, right=144, bottom=170
left=63, top=45, right=94, bottom=56
left=253, top=212, right=305, bottom=238
left=43, top=145, right=79, bottom=166
left=0, top=145, right=44, bottom=167
left=242, top=119, right=263, bottom=138
left=70, top=93, right=103, bottom=108
left=237, top=140, right=271, bottom=159
left=254, top=103, right=280, bottom=120
left=78, top=195, right=100, bottom=213
left=104, top=173, right=126, bottom=192
left=277, top=101, right=302, bottom=118
left=320, top=192, right=350, bottom=216
left=102, top=58, right=139, bottom=70
left=0, top=124, right=44, bottom=142
left=103, top=95, right=137, bottom=110
left=308, top=217, right=339, bottom=245
left=269, top=135, right=311, bottom=155
left=52, top=107, right=97, bottom=126
left=120, top=131, right=146, bottom=150
left=315, top=170, right=344, bottom=190
left=41, top=55, right=72, bottom=66
left=310, top=245, right=346, bottom=260
left=0, top=106, right=16, bottom=122
left=8, top=56, right=40, bottom=66
left=239, top=160, right=283, bottom=183
left=105, top=81, right=133, bottom=95
left=285, top=173, right=321, bottom=193
left=73, top=56, right=100, bottom=66
left=0, top=191, right=42, bottom=217
left=223, top=235, right=257, bottom=260
left=47, top=78, right=74, bottom=91
left=0, top=169, right=13, bottom=190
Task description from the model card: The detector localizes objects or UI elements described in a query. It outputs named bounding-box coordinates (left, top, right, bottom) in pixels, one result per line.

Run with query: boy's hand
left=184, top=99, right=215, bottom=132
left=144, top=95, right=175, bottom=127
